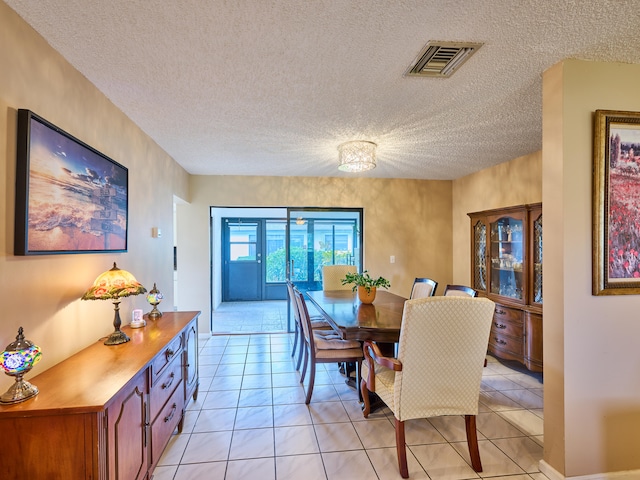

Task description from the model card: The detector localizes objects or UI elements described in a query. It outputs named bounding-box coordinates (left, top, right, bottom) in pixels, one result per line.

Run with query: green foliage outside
left=266, top=246, right=353, bottom=282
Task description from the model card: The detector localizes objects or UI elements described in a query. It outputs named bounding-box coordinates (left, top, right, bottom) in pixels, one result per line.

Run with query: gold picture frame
left=593, top=110, right=640, bottom=295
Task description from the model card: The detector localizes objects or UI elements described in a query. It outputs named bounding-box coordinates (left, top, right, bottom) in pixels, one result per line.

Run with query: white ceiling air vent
left=406, top=41, right=483, bottom=78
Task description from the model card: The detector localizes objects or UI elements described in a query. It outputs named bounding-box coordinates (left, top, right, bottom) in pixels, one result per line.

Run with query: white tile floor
left=212, top=301, right=288, bottom=334
left=152, top=329, right=548, bottom=480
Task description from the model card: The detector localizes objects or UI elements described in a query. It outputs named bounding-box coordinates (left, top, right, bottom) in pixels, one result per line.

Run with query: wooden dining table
left=304, top=289, right=407, bottom=344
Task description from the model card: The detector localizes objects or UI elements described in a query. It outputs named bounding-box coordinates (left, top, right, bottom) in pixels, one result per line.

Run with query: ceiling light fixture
left=337, top=141, right=377, bottom=173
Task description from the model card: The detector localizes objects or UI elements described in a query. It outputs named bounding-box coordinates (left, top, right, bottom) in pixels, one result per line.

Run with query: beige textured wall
left=176, top=175, right=453, bottom=331
left=452, top=152, right=542, bottom=285
left=541, top=61, right=566, bottom=476
left=542, top=60, right=640, bottom=478
left=0, top=3, right=189, bottom=391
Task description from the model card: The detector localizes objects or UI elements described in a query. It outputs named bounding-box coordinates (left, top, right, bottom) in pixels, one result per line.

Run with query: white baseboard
left=539, top=461, right=640, bottom=480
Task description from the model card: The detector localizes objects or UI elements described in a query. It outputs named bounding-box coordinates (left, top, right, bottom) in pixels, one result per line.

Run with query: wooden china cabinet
left=468, top=203, right=543, bottom=372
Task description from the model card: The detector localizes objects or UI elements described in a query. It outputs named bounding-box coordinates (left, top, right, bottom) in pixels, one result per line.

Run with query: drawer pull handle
left=494, top=337, right=507, bottom=345
left=495, top=308, right=507, bottom=315
left=494, top=323, right=507, bottom=329
left=164, top=403, right=177, bottom=423
left=166, top=348, right=175, bottom=360
left=162, top=372, right=175, bottom=390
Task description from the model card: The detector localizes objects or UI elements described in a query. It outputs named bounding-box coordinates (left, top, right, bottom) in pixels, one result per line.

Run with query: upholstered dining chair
left=443, top=284, right=478, bottom=297
left=410, top=277, right=438, bottom=299
left=321, top=264, right=357, bottom=290
left=286, top=280, right=330, bottom=371
left=360, top=296, right=495, bottom=478
left=294, top=288, right=363, bottom=404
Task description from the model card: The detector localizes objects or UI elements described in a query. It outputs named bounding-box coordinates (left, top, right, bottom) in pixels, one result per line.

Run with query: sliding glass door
left=215, top=207, right=362, bottom=333
left=286, top=208, right=362, bottom=291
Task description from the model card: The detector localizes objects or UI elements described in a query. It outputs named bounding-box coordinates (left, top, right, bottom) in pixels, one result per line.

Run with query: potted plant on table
left=341, top=270, right=391, bottom=304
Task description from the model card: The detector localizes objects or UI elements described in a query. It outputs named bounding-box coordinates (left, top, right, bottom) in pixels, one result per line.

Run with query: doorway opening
left=211, top=207, right=363, bottom=334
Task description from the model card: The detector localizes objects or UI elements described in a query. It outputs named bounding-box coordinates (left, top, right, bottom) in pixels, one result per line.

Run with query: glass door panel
left=532, top=211, right=543, bottom=304
left=265, top=220, right=287, bottom=283
left=286, top=209, right=362, bottom=292
left=472, top=219, right=487, bottom=292
left=489, top=215, right=525, bottom=301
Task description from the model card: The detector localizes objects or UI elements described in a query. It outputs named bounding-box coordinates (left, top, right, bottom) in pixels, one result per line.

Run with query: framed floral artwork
left=593, top=110, right=640, bottom=295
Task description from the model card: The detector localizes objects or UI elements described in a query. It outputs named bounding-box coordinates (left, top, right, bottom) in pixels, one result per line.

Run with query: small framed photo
left=131, top=309, right=145, bottom=328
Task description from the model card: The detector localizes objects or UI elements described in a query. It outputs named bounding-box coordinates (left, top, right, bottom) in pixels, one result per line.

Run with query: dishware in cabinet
left=488, top=209, right=526, bottom=303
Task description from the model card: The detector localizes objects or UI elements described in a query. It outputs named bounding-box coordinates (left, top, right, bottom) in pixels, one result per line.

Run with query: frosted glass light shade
left=337, top=141, right=377, bottom=172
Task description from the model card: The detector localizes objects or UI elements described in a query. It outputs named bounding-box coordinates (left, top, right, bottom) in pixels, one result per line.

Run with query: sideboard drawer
left=149, top=354, right=183, bottom=421
left=491, top=316, right=523, bottom=338
left=150, top=336, right=183, bottom=384
left=489, top=331, right=523, bottom=357
left=150, top=385, right=185, bottom=467
left=493, top=304, right=523, bottom=324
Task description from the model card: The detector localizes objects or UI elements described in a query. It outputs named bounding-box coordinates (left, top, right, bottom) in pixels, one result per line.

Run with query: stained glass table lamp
left=0, top=327, right=42, bottom=404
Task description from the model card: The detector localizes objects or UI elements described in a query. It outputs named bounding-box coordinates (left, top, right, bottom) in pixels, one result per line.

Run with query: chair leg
left=295, top=329, right=305, bottom=371
left=394, top=418, right=409, bottom=478
left=465, top=414, right=483, bottom=472
left=300, top=344, right=308, bottom=383
left=291, top=322, right=298, bottom=358
left=304, top=361, right=316, bottom=404
left=360, top=378, right=370, bottom=417
left=356, top=359, right=362, bottom=403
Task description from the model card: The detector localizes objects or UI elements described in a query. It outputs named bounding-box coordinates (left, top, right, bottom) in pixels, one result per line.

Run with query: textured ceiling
left=5, top=0, right=640, bottom=179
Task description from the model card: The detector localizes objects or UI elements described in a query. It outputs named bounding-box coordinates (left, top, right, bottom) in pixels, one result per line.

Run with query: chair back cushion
left=322, top=265, right=357, bottom=290
left=443, top=284, right=478, bottom=297
left=410, top=278, right=437, bottom=299
left=394, top=296, right=494, bottom=421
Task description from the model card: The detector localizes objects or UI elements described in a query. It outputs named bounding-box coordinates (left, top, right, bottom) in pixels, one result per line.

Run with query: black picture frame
left=14, top=109, right=128, bottom=255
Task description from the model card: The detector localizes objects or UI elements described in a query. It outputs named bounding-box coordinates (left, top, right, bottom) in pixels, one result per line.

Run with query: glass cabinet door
left=489, top=214, right=525, bottom=302
left=472, top=219, right=487, bottom=292
left=531, top=209, right=543, bottom=305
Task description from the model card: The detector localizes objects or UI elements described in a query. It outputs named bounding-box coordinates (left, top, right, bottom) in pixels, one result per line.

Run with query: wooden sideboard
left=0, top=311, right=200, bottom=479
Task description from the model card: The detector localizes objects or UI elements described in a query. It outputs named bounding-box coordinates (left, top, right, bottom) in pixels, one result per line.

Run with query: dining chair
left=410, top=277, right=438, bottom=299
left=360, top=296, right=495, bottom=478
left=443, top=284, right=478, bottom=297
left=321, top=264, right=358, bottom=377
left=321, top=264, right=357, bottom=290
left=294, top=288, right=363, bottom=404
left=286, top=280, right=330, bottom=371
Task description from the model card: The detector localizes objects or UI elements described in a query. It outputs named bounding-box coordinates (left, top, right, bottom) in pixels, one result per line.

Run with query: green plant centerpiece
left=342, top=270, right=391, bottom=304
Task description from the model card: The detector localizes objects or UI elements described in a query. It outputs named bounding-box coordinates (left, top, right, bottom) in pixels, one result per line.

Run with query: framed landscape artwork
left=14, top=109, right=128, bottom=255
left=593, top=109, right=640, bottom=295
